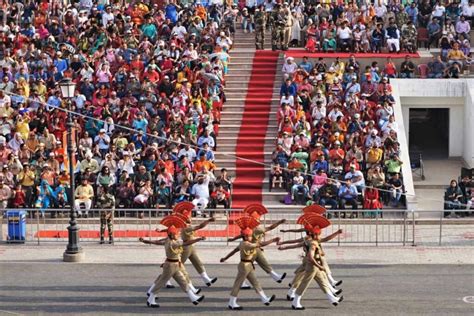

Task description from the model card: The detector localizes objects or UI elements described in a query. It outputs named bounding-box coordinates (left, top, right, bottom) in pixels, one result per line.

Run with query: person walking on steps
left=220, top=214, right=279, bottom=310
left=227, top=204, right=287, bottom=289
left=141, top=215, right=206, bottom=308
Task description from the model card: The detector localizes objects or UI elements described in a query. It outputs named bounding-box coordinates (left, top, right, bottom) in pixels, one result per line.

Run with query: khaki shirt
left=165, top=239, right=184, bottom=260
left=239, top=241, right=257, bottom=261
left=181, top=226, right=195, bottom=242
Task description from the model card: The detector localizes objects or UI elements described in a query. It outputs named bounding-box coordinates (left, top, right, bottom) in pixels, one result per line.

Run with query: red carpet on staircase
left=232, top=51, right=279, bottom=209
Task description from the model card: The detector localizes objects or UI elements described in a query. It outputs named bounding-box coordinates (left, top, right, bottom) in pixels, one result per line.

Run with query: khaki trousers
left=152, top=262, right=189, bottom=294
left=254, top=248, right=272, bottom=274
left=230, top=262, right=263, bottom=297
left=181, top=245, right=205, bottom=274
left=295, top=264, right=332, bottom=296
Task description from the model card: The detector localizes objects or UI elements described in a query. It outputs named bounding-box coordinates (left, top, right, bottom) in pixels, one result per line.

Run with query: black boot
left=100, top=237, right=105, bottom=244
left=272, top=45, right=277, bottom=51
left=109, top=236, right=114, bottom=244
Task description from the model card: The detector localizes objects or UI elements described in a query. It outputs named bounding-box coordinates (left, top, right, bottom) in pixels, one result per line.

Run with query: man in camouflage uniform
left=282, top=2, right=293, bottom=51
left=270, top=4, right=286, bottom=51
left=401, top=20, right=418, bottom=53
left=254, top=5, right=266, bottom=50
left=396, top=4, right=409, bottom=29
left=97, top=185, right=115, bottom=244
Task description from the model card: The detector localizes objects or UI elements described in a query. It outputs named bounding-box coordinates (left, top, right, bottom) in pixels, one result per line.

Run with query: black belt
left=166, top=258, right=180, bottom=263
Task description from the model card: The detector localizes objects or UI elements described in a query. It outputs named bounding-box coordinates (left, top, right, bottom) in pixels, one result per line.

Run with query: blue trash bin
left=6, top=210, right=27, bottom=243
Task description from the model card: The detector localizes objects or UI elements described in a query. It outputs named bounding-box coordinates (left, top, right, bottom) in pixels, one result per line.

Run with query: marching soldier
left=96, top=185, right=115, bottom=244
left=141, top=215, right=206, bottom=308
left=228, top=204, right=287, bottom=288
left=173, top=203, right=218, bottom=286
left=288, top=214, right=344, bottom=310
left=280, top=205, right=343, bottom=289
left=270, top=3, right=285, bottom=51
left=220, top=215, right=279, bottom=310
left=279, top=228, right=343, bottom=300
left=282, top=2, right=293, bottom=50
left=254, top=5, right=266, bottom=50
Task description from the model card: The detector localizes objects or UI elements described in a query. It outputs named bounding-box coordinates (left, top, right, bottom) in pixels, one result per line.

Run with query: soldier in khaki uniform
left=284, top=214, right=343, bottom=310
left=220, top=215, right=280, bottom=310
left=282, top=2, right=293, bottom=51
left=228, top=204, right=287, bottom=288
left=254, top=5, right=266, bottom=50
left=174, top=207, right=218, bottom=286
left=140, top=215, right=206, bottom=308
left=279, top=226, right=343, bottom=300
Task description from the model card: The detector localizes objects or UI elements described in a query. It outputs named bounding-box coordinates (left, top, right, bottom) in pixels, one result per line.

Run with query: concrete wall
left=464, top=80, right=474, bottom=167
left=400, top=97, right=464, bottom=157
left=392, top=78, right=474, bottom=167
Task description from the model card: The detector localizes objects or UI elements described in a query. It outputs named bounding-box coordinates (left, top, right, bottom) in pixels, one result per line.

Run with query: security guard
left=96, top=185, right=115, bottom=244
left=220, top=215, right=279, bottom=310
left=401, top=20, right=418, bottom=53
left=142, top=215, right=206, bottom=308
left=254, top=5, right=266, bottom=50
left=270, top=3, right=285, bottom=51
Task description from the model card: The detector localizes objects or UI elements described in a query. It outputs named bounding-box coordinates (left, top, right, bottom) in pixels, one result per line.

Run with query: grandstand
left=0, top=0, right=472, bottom=226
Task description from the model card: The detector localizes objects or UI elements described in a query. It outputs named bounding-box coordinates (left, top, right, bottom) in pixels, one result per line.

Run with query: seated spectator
left=344, top=164, right=365, bottom=192
left=338, top=180, right=359, bottom=212
left=427, top=17, right=442, bottom=49
left=291, top=171, right=308, bottom=203
left=385, top=18, right=400, bottom=53
left=191, top=174, right=211, bottom=216
left=385, top=154, right=404, bottom=175
left=447, top=42, right=468, bottom=66
left=318, top=178, right=339, bottom=210
left=400, top=55, right=416, bottom=78
left=210, top=184, right=230, bottom=209
left=444, top=179, right=464, bottom=218
left=427, top=56, right=446, bottom=78
left=387, top=173, right=404, bottom=207
left=363, top=184, right=383, bottom=216
left=74, top=178, right=94, bottom=218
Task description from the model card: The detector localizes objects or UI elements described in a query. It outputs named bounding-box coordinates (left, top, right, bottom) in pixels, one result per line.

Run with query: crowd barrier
left=0, top=208, right=472, bottom=246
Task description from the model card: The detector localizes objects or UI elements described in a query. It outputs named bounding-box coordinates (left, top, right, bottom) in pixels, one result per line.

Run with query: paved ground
left=0, top=263, right=473, bottom=315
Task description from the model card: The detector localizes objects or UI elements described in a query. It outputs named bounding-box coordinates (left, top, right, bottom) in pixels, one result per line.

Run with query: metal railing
left=0, top=208, right=472, bottom=246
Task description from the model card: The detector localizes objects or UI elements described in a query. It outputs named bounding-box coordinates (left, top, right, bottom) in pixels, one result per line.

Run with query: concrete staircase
left=216, top=29, right=297, bottom=210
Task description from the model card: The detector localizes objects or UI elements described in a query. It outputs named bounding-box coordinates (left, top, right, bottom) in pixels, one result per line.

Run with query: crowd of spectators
left=444, top=176, right=473, bottom=217
left=272, top=54, right=408, bottom=216
left=0, top=0, right=235, bottom=218
left=239, top=0, right=473, bottom=60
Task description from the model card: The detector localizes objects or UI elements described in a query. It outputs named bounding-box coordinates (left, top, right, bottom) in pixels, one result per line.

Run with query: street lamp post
left=60, top=79, right=84, bottom=262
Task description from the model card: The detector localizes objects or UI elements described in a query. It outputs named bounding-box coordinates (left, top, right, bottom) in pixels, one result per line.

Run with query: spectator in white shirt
left=282, top=57, right=298, bottom=78
left=192, top=174, right=210, bottom=215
